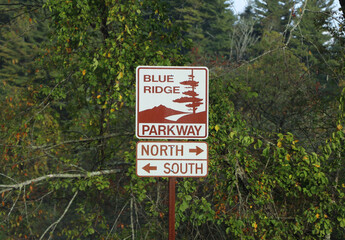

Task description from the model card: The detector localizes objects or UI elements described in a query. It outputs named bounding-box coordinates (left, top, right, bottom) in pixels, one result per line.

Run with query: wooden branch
left=106, top=201, right=129, bottom=239
left=6, top=187, right=21, bottom=220
left=285, top=0, right=308, bottom=46
left=0, top=169, right=122, bottom=193
left=39, top=191, right=78, bottom=240
left=247, top=47, right=281, bottom=64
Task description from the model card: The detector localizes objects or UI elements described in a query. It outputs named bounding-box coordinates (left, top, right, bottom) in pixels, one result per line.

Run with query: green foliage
left=36, top=0, right=188, bottom=238
left=169, top=63, right=345, bottom=239
left=1, top=0, right=345, bottom=239
left=167, top=0, right=235, bottom=57
left=253, top=0, right=295, bottom=34
left=0, top=0, right=47, bottom=97
left=0, top=0, right=189, bottom=239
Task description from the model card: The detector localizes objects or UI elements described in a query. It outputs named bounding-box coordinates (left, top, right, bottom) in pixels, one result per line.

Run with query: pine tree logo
left=173, top=69, right=203, bottom=114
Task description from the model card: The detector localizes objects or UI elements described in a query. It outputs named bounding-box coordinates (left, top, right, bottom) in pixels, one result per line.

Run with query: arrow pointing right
left=142, top=163, right=157, bottom=173
left=189, top=146, right=204, bottom=156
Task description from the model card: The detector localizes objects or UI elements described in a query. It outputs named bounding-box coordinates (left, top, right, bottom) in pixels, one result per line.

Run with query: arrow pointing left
left=142, top=163, right=157, bottom=173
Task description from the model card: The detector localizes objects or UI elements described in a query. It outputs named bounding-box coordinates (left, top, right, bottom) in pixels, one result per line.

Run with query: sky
left=232, top=0, right=248, bottom=14
left=231, top=0, right=341, bottom=14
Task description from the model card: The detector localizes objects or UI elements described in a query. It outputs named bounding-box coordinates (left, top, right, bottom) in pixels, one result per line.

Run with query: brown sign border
left=136, top=66, right=209, bottom=139
left=136, top=141, right=209, bottom=178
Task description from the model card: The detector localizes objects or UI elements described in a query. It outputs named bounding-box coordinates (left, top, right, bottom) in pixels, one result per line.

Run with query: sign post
left=169, top=177, right=176, bottom=240
left=135, top=66, right=209, bottom=239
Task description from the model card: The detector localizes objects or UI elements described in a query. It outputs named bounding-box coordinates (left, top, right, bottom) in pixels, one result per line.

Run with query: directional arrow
left=142, top=163, right=157, bottom=173
left=189, top=146, right=204, bottom=156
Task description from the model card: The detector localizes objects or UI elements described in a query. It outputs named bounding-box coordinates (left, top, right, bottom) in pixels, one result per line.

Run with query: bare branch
left=4, top=187, right=22, bottom=222
left=130, top=197, right=135, bottom=240
left=0, top=173, right=17, bottom=183
left=285, top=0, right=308, bottom=46
left=237, top=0, right=307, bottom=65
left=0, top=169, right=122, bottom=193
left=23, top=186, right=33, bottom=235
left=106, top=201, right=129, bottom=239
left=247, top=47, right=281, bottom=64
left=232, top=18, right=259, bottom=61
left=39, top=191, right=78, bottom=240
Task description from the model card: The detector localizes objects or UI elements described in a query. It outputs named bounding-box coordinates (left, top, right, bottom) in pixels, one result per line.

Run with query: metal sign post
left=169, top=177, right=176, bottom=240
left=136, top=141, right=208, bottom=239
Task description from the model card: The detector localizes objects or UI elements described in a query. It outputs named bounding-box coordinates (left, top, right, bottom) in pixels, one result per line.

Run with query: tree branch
left=0, top=169, right=122, bottom=193
left=106, top=201, right=129, bottom=239
left=285, top=0, right=308, bottom=46
left=39, top=191, right=78, bottom=240
left=6, top=187, right=21, bottom=220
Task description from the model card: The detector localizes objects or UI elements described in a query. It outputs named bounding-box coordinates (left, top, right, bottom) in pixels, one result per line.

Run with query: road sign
left=136, top=141, right=208, bottom=177
left=136, top=66, right=209, bottom=139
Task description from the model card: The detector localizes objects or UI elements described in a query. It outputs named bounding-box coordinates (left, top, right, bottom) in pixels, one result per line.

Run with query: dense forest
left=1, top=0, right=345, bottom=239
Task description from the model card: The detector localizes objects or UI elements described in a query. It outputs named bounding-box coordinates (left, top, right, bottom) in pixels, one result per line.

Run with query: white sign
left=136, top=141, right=208, bottom=177
left=136, top=66, right=209, bottom=139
